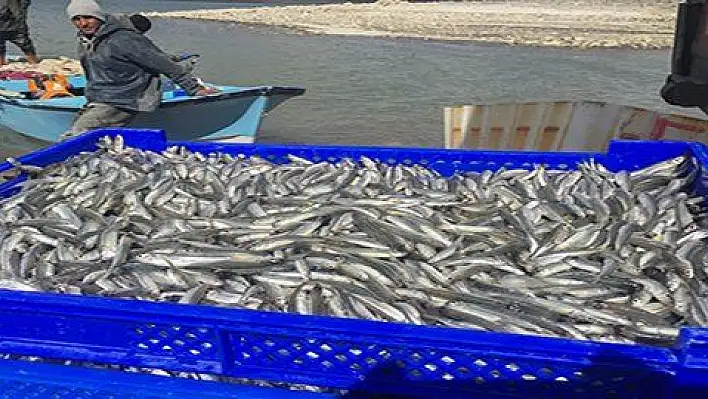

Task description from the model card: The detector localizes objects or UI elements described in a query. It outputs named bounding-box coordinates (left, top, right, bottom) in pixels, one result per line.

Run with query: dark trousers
left=0, top=27, right=35, bottom=55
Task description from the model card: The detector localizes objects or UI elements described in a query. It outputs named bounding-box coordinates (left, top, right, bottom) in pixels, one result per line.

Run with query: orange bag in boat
left=28, top=74, right=74, bottom=100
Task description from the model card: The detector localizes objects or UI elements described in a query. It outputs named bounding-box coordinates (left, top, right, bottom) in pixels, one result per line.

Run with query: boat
left=0, top=56, right=305, bottom=143
left=0, top=76, right=304, bottom=143
left=444, top=100, right=708, bottom=151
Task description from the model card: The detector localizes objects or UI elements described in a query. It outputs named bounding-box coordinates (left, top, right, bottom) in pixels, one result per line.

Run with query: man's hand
left=196, top=86, right=220, bottom=96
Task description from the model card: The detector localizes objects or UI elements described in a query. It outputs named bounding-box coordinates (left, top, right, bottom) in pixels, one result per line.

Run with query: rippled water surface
left=0, top=0, right=698, bottom=156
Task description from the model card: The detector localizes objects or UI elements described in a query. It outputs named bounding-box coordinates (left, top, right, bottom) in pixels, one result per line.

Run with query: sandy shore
left=146, top=0, right=679, bottom=49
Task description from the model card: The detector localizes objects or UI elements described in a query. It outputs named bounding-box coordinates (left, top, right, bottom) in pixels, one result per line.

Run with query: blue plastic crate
left=0, top=128, right=707, bottom=399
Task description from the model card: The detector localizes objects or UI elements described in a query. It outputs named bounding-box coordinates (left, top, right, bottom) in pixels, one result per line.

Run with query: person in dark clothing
left=0, top=0, right=39, bottom=65
left=62, top=0, right=218, bottom=139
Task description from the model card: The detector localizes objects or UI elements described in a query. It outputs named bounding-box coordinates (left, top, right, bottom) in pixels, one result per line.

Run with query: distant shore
left=145, top=0, right=679, bottom=49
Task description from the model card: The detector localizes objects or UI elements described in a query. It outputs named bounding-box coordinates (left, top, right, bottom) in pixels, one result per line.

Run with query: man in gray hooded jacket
left=63, top=0, right=217, bottom=139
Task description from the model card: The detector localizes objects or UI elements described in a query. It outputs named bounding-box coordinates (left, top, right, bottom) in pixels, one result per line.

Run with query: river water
left=0, top=0, right=696, bottom=157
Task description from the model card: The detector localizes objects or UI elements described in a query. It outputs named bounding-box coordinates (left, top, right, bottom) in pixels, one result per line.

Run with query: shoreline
left=145, top=0, right=679, bottom=50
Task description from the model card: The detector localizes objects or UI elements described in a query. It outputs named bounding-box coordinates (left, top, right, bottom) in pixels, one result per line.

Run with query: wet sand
left=146, top=0, right=679, bottom=49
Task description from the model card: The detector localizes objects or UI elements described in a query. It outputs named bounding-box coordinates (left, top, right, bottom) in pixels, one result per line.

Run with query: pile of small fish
left=0, top=57, right=83, bottom=75
left=1, top=135, right=707, bottom=347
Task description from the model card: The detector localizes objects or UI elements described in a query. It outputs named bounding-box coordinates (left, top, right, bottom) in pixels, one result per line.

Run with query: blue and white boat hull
left=0, top=84, right=304, bottom=143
